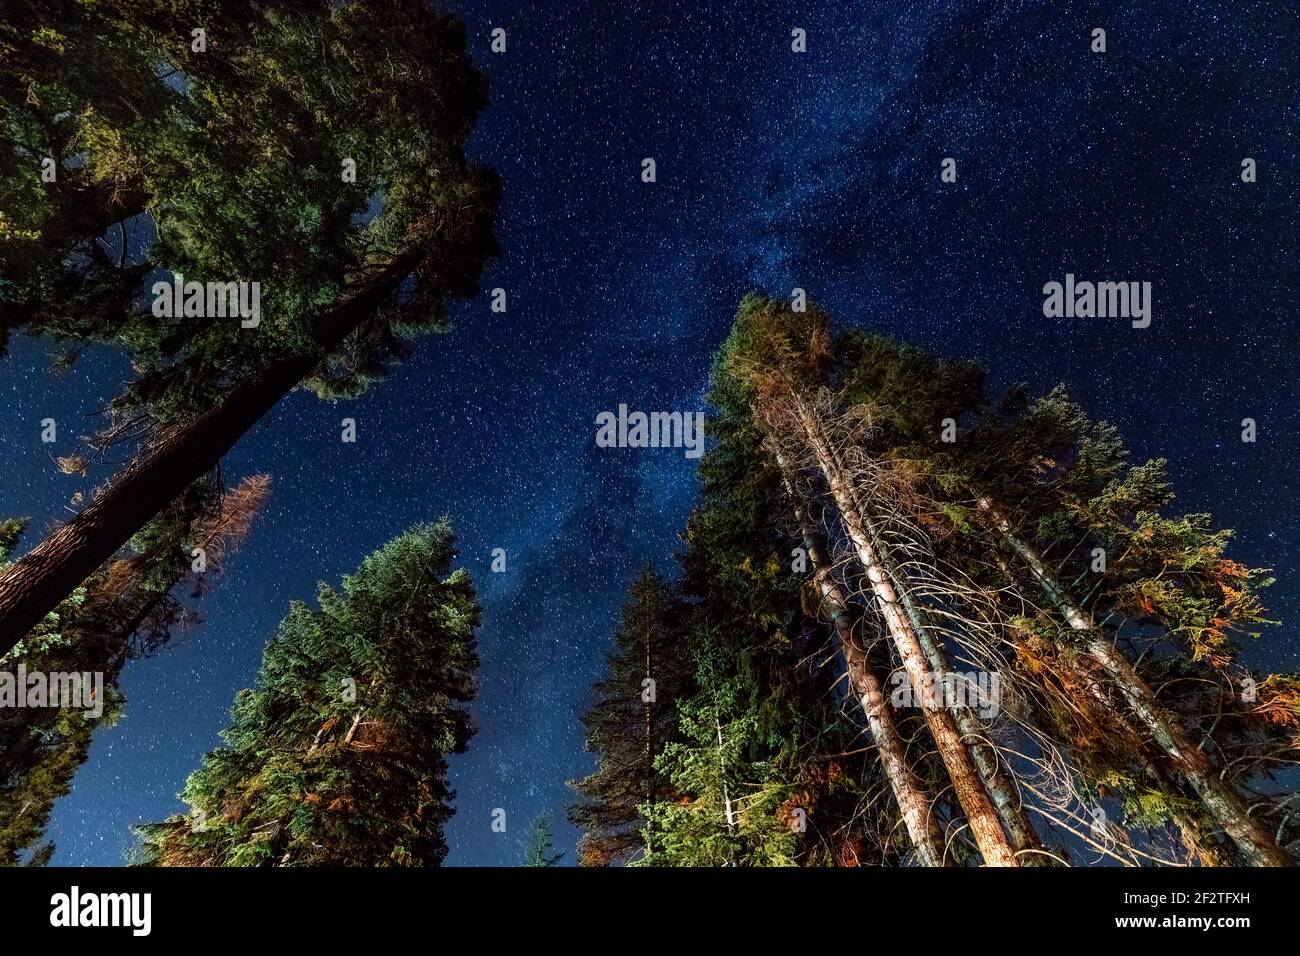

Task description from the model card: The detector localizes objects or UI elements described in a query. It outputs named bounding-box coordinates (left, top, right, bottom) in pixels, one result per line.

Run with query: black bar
left=1, top=866, right=1285, bottom=942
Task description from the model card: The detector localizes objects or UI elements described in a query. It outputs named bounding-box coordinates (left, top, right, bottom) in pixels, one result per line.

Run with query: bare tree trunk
left=796, top=408, right=1019, bottom=866
left=714, top=711, right=735, bottom=831
left=977, top=498, right=1292, bottom=867
left=0, top=248, right=423, bottom=650
left=832, top=503, right=1049, bottom=859
left=780, top=468, right=948, bottom=866
left=342, top=710, right=364, bottom=745
left=889, top=572, right=1050, bottom=861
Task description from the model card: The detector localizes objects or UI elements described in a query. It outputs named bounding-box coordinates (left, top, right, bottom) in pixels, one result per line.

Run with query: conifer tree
left=570, top=566, right=687, bottom=865
left=0, top=474, right=269, bottom=864
left=687, top=293, right=1299, bottom=867
left=522, top=813, right=564, bottom=867
left=131, top=521, right=479, bottom=867
left=640, top=628, right=805, bottom=867
left=0, top=0, right=498, bottom=647
left=721, top=302, right=1020, bottom=865
left=960, top=390, right=1295, bottom=865
left=607, top=294, right=1299, bottom=867
left=783, top=483, right=948, bottom=866
left=627, top=320, right=946, bottom=867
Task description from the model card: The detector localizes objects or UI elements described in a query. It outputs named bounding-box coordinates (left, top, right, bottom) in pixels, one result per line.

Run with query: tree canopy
left=132, top=521, right=480, bottom=867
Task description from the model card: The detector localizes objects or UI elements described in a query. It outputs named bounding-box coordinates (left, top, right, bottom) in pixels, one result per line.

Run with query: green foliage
left=837, top=329, right=985, bottom=453
left=0, top=478, right=245, bottom=865
left=2, top=0, right=498, bottom=423
left=637, top=294, right=1300, bottom=865
left=522, top=813, right=564, bottom=867
left=569, top=565, right=688, bottom=865
left=131, top=521, right=479, bottom=867
left=624, top=300, right=915, bottom=866
left=639, top=629, right=799, bottom=867
left=0, top=518, right=24, bottom=561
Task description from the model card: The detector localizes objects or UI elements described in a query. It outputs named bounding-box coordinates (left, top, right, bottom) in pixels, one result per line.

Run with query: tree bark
left=886, top=564, right=1050, bottom=861
left=795, top=407, right=1019, bottom=866
left=780, top=467, right=949, bottom=866
left=977, top=497, right=1292, bottom=867
left=0, top=249, right=422, bottom=651
left=825, top=496, right=1049, bottom=859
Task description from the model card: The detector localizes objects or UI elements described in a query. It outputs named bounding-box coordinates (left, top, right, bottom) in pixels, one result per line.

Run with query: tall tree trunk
left=977, top=498, right=1293, bottom=867
left=780, top=465, right=948, bottom=866
left=830, top=499, right=1049, bottom=859
left=989, top=552, right=1236, bottom=864
left=794, top=406, right=1019, bottom=866
left=887, top=568, right=1050, bottom=862
left=0, top=248, right=422, bottom=650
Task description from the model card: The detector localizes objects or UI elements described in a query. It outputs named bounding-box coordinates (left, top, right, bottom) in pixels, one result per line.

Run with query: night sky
left=1, top=0, right=1296, bottom=866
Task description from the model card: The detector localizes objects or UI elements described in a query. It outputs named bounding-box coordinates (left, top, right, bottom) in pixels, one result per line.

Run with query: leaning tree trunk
left=0, top=248, right=422, bottom=651
left=881, top=557, right=1050, bottom=862
left=834, top=496, right=1049, bottom=860
left=977, top=498, right=1293, bottom=867
left=989, top=551, right=1233, bottom=865
left=795, top=407, right=1019, bottom=866
left=779, top=462, right=948, bottom=866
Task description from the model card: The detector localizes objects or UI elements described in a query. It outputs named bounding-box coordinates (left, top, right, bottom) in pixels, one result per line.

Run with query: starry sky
left=1, top=0, right=1297, bottom=866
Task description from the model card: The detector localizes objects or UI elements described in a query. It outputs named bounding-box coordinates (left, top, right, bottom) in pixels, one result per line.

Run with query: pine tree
left=629, top=312, right=944, bottom=867
left=958, top=389, right=1295, bottom=865
left=0, top=0, right=499, bottom=647
left=783, top=482, right=948, bottom=866
left=570, top=566, right=687, bottom=865
left=618, top=294, right=1299, bottom=867
left=0, top=474, right=269, bottom=864
left=640, top=628, right=802, bottom=867
left=700, top=293, right=1299, bottom=866
left=719, top=301, right=1019, bottom=865
left=131, top=521, right=479, bottom=867
left=522, top=813, right=564, bottom=867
